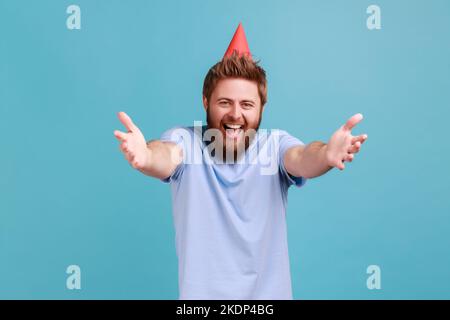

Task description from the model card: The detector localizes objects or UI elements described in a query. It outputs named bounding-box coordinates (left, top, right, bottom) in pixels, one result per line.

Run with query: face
left=203, top=78, right=264, bottom=156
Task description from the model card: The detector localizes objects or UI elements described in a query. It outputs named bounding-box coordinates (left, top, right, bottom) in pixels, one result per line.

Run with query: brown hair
left=202, top=51, right=267, bottom=107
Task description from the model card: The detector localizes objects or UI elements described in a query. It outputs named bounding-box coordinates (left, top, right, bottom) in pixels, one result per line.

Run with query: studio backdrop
left=1, top=0, right=449, bottom=299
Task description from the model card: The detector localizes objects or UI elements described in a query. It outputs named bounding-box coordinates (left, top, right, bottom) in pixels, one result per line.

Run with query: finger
left=114, top=130, right=127, bottom=141
left=125, top=153, right=134, bottom=164
left=121, top=142, right=129, bottom=153
left=122, top=143, right=136, bottom=159
left=131, top=158, right=142, bottom=170
left=348, top=141, right=361, bottom=154
left=123, top=147, right=135, bottom=161
left=120, top=143, right=127, bottom=154
left=351, top=134, right=368, bottom=145
left=344, top=154, right=354, bottom=162
left=333, top=158, right=345, bottom=170
left=343, top=113, right=363, bottom=131
left=118, top=111, right=136, bottom=132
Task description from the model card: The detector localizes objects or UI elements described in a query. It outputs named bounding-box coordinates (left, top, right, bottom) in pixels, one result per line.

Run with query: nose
left=228, top=103, right=242, bottom=120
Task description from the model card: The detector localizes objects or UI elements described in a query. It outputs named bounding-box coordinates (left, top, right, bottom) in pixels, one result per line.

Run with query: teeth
left=225, top=124, right=242, bottom=129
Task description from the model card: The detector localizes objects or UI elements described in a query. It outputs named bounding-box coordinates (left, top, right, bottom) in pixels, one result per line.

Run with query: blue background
left=1, top=0, right=449, bottom=299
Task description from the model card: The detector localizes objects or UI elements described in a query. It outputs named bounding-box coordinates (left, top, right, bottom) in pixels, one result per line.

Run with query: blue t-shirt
left=160, top=125, right=307, bottom=299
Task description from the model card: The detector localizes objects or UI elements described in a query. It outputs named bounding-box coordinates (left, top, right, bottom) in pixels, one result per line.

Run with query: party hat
left=223, top=23, right=251, bottom=58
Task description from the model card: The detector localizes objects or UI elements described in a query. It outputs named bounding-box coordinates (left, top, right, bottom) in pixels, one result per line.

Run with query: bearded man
left=113, top=23, right=368, bottom=300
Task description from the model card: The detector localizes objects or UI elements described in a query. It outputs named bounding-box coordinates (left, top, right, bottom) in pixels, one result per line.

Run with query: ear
left=202, top=96, right=208, bottom=111
left=260, top=101, right=265, bottom=114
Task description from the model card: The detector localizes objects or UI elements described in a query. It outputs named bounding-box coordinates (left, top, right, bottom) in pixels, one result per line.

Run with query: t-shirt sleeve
left=159, top=126, right=189, bottom=184
left=278, top=130, right=308, bottom=188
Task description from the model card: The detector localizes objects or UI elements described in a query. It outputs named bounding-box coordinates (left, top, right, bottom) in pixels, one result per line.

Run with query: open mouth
left=223, top=123, right=244, bottom=139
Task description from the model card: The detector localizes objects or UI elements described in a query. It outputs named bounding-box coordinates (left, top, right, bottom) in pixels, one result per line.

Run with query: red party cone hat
left=223, top=23, right=252, bottom=59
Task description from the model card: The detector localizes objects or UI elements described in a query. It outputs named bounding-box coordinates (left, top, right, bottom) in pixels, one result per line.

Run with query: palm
left=326, top=113, right=368, bottom=170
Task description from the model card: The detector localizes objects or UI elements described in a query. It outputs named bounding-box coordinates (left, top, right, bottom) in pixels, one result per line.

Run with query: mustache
left=206, top=110, right=263, bottom=132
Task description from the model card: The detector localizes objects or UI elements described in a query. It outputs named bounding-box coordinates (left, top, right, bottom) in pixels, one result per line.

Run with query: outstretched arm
left=284, top=113, right=368, bottom=179
left=113, top=112, right=182, bottom=179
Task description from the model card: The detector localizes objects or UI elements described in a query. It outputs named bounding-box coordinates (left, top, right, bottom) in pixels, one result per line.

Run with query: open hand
left=113, top=112, right=149, bottom=170
left=325, top=113, right=368, bottom=170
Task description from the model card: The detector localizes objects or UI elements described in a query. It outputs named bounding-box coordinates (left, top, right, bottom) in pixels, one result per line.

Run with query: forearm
left=285, top=141, right=332, bottom=179
left=299, top=141, right=332, bottom=178
left=138, top=140, right=182, bottom=179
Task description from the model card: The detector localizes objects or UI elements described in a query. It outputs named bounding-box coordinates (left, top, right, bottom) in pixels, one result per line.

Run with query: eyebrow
left=216, top=97, right=256, bottom=104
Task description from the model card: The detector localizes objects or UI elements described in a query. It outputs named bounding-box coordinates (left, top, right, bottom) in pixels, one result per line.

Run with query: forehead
left=212, top=78, right=259, bottom=101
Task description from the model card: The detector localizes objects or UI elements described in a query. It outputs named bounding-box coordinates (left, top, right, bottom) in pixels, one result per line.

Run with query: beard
left=206, top=107, right=263, bottom=162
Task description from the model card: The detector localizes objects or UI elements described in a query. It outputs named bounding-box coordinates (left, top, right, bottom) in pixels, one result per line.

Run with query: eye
left=242, top=103, right=254, bottom=109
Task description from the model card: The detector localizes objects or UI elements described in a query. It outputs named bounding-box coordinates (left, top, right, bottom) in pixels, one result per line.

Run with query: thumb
left=343, top=113, right=363, bottom=131
left=118, top=111, right=137, bottom=132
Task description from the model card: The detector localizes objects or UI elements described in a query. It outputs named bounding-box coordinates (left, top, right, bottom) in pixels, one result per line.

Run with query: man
left=113, top=23, right=368, bottom=299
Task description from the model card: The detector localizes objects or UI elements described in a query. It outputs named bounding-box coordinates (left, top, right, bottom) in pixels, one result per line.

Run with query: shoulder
left=259, top=129, right=297, bottom=144
left=160, top=126, right=198, bottom=143
left=261, top=128, right=305, bottom=154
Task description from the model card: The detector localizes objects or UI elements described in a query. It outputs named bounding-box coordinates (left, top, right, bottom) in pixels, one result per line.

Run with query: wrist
left=144, top=144, right=153, bottom=168
left=321, top=143, right=333, bottom=168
